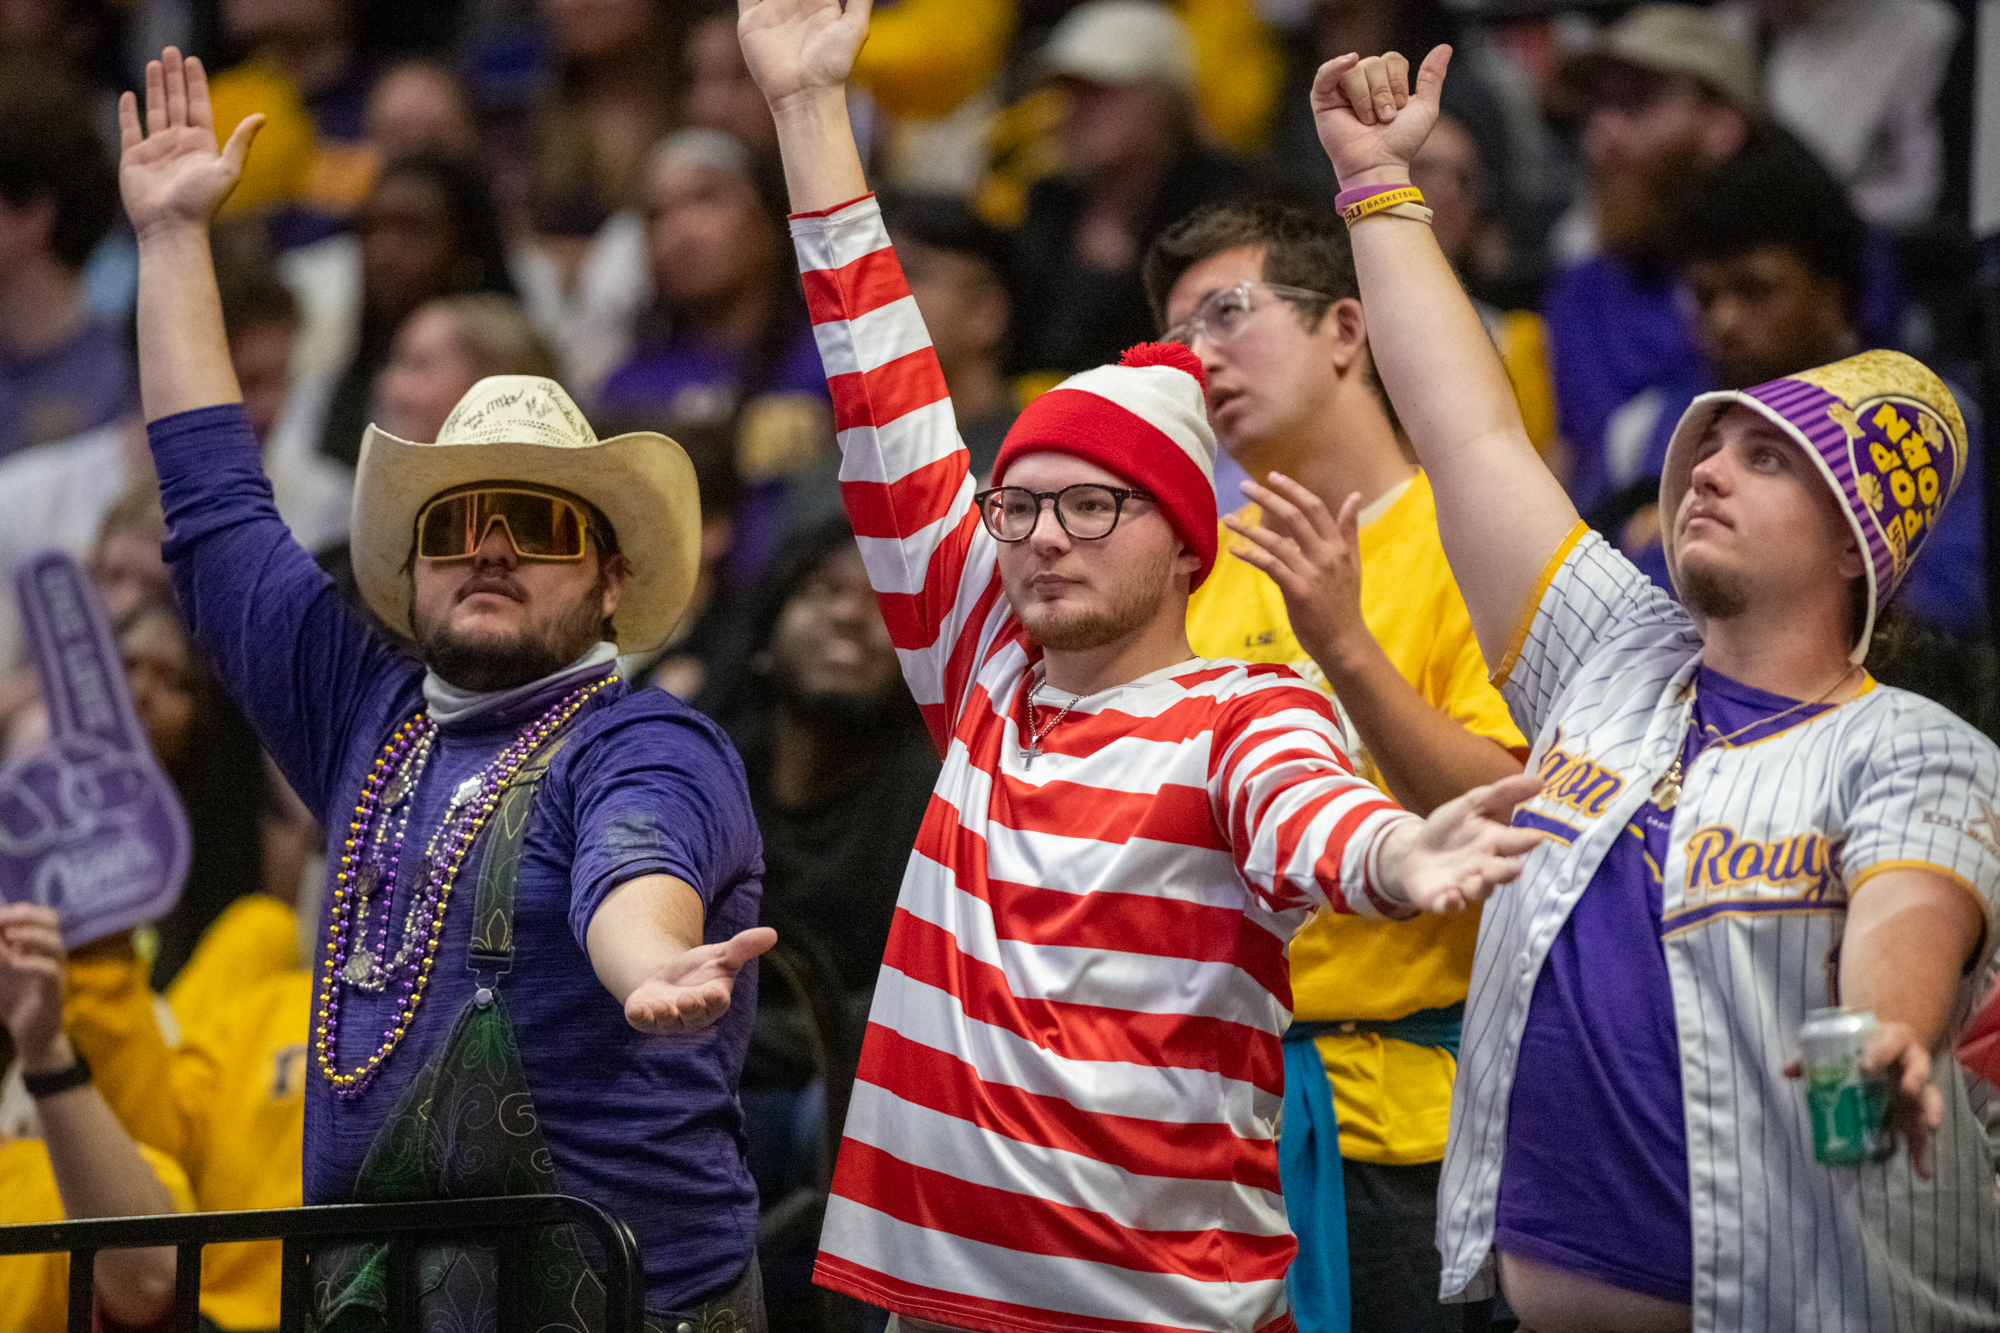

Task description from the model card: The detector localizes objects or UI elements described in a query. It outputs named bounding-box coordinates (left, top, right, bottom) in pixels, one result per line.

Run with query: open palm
left=737, top=0, right=873, bottom=106
left=1310, top=46, right=1451, bottom=187
left=118, top=47, right=261, bottom=239
left=623, top=925, right=777, bottom=1035
left=1391, top=773, right=1546, bottom=914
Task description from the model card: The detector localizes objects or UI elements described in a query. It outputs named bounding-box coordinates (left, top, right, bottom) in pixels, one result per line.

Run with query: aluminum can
left=1801, top=1006, right=1892, bottom=1166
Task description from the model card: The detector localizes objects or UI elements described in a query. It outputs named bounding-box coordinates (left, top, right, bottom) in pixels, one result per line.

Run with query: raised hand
left=622, top=925, right=778, bottom=1035
left=118, top=46, right=262, bottom=240
left=737, top=0, right=873, bottom=109
left=0, top=902, right=68, bottom=1069
left=1309, top=46, right=1450, bottom=189
left=1227, top=473, right=1369, bottom=673
left=1379, top=773, right=1545, bottom=914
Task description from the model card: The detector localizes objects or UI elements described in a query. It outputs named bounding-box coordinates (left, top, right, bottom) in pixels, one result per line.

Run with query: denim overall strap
left=1279, top=1003, right=1466, bottom=1331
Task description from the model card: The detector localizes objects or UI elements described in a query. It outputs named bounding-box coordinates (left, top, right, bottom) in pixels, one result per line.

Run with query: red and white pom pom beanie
left=989, top=341, right=1220, bottom=587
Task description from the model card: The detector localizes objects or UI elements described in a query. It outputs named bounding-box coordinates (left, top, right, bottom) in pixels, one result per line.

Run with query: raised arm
left=120, top=49, right=415, bottom=818
left=120, top=48, right=260, bottom=422
left=1310, top=50, right=1579, bottom=666
left=0, top=906, right=179, bottom=1327
left=742, top=0, right=1006, bottom=742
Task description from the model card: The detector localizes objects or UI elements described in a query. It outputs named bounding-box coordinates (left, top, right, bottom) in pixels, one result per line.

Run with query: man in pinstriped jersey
left=1317, top=44, right=2000, bottom=1333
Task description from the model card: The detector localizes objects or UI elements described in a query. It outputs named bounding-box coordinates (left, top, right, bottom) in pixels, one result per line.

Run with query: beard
left=1010, top=544, right=1177, bottom=652
left=416, top=578, right=608, bottom=693
left=1681, top=559, right=1749, bottom=621
left=1596, top=135, right=1707, bottom=265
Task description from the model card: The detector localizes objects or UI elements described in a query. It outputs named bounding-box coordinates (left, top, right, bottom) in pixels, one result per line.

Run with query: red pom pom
left=1118, top=340, right=1206, bottom=388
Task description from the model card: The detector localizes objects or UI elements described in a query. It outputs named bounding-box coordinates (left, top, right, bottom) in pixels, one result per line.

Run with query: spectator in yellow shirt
left=0, top=903, right=194, bottom=1333
left=1147, top=199, right=1526, bottom=1333
left=63, top=894, right=306, bottom=1332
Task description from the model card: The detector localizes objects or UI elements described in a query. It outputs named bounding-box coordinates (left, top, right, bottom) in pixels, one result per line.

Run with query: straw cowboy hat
left=350, top=375, right=701, bottom=654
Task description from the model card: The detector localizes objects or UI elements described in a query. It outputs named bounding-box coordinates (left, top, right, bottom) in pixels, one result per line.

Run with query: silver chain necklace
left=1021, top=681, right=1084, bottom=768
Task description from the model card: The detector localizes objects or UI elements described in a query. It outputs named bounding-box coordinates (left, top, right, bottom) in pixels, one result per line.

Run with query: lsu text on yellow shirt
left=0, top=1137, right=195, bottom=1333
left=1186, top=470, right=1525, bottom=1164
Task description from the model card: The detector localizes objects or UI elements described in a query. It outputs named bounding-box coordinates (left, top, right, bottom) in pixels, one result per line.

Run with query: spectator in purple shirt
left=120, top=48, right=774, bottom=1329
left=0, top=64, right=136, bottom=459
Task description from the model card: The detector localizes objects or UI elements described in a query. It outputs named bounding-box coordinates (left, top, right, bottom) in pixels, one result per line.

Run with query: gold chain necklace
left=1650, top=664, right=1858, bottom=810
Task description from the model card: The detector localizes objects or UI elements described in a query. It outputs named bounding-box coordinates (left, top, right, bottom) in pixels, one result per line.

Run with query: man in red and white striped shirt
left=741, top=5, right=1543, bottom=1330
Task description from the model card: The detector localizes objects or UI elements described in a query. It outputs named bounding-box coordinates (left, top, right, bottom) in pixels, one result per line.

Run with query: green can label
left=1807, top=1058, right=1891, bottom=1166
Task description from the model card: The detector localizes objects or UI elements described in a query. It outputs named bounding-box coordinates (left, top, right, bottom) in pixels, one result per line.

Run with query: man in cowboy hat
left=1314, top=45, right=2000, bottom=1332
left=117, top=49, right=772, bottom=1330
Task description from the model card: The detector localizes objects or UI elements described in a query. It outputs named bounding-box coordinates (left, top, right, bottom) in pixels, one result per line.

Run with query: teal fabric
left=1279, top=1003, right=1464, bottom=1330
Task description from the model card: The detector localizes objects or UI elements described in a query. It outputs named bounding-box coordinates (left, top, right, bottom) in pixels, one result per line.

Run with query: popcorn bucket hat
left=1658, top=349, right=1968, bottom=662
left=351, top=376, right=701, bottom=653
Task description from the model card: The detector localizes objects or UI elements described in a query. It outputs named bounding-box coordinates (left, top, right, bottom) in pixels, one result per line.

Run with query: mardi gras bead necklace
left=313, top=671, right=615, bottom=1098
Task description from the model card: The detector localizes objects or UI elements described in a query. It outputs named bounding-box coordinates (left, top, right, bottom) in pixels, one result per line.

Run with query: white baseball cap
left=1040, top=0, right=1197, bottom=92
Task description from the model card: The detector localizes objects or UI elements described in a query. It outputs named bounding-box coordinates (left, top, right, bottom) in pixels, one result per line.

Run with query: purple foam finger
left=0, top=551, right=190, bottom=946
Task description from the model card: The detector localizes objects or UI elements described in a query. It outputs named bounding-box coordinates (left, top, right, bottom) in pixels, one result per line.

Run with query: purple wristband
left=1334, top=183, right=1405, bottom=212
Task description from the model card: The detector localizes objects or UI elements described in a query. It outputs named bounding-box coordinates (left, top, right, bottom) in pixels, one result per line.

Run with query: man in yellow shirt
left=1147, top=200, right=1526, bottom=1332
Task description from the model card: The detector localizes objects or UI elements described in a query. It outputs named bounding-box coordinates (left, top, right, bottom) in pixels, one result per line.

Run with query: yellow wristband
left=1351, top=201, right=1434, bottom=226
left=1341, top=186, right=1424, bottom=226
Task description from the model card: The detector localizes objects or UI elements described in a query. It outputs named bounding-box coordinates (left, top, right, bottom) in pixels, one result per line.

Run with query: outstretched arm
left=120, top=47, right=261, bottom=422
left=1311, top=50, right=1578, bottom=667
left=586, top=876, right=777, bottom=1033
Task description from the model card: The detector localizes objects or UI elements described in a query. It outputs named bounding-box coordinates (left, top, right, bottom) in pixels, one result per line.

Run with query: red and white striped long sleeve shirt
left=793, top=195, right=1412, bottom=1333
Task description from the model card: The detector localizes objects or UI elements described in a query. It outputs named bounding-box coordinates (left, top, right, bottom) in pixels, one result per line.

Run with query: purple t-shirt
left=0, top=317, right=138, bottom=460
left=1496, top=664, right=1834, bottom=1303
left=149, top=404, right=765, bottom=1312
left=1543, top=252, right=1702, bottom=516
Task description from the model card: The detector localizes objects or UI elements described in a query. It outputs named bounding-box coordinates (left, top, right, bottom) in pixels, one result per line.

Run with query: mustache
left=455, top=571, right=528, bottom=603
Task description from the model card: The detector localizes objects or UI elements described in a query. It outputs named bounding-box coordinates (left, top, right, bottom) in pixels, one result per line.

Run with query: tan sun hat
left=350, top=375, right=700, bottom=654
left=1569, top=4, right=1760, bottom=113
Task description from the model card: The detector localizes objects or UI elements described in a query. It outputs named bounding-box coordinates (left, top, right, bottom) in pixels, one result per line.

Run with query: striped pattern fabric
left=793, top=195, right=1411, bottom=1333
left=1439, top=526, right=2000, bottom=1331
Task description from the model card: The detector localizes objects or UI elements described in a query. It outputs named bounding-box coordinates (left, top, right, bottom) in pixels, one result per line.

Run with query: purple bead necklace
left=313, top=671, right=616, bottom=1098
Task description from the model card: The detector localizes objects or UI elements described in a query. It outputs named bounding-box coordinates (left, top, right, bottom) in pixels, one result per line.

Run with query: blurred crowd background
left=0, top=1, right=1994, bottom=1328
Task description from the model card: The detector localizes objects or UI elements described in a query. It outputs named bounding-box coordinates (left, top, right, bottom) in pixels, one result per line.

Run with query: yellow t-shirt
left=171, top=896, right=309, bottom=1332
left=0, top=1137, right=196, bottom=1333
left=1186, top=469, right=1526, bottom=1164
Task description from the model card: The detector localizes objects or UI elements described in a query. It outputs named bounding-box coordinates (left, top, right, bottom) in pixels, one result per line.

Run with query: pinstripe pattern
left=792, top=195, right=1413, bottom=1333
left=1438, top=527, right=2000, bottom=1331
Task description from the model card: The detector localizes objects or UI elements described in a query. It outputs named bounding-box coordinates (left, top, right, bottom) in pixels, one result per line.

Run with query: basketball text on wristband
left=1356, top=201, right=1436, bottom=226
left=1341, top=186, right=1425, bottom=226
left=23, top=1049, right=92, bottom=1099
left=1333, top=182, right=1406, bottom=213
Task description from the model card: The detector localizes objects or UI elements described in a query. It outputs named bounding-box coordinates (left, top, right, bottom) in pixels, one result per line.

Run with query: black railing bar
left=0, top=1195, right=646, bottom=1331
left=66, top=1246, right=93, bottom=1333
left=0, top=1194, right=637, bottom=1253
left=173, top=1242, right=202, bottom=1333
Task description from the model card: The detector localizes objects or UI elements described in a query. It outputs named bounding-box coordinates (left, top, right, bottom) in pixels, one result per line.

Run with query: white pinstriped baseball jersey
left=791, top=194, right=1416, bottom=1333
left=1437, top=524, right=2000, bottom=1331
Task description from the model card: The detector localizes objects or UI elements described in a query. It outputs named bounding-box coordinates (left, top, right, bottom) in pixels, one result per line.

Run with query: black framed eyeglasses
left=1162, top=280, right=1331, bottom=348
left=973, top=484, right=1156, bottom=542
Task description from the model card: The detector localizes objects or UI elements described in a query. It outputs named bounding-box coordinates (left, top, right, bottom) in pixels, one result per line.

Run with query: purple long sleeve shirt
left=149, top=403, right=764, bottom=1312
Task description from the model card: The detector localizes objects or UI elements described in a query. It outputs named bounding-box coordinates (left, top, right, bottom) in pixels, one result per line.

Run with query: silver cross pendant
left=1020, top=743, right=1040, bottom=769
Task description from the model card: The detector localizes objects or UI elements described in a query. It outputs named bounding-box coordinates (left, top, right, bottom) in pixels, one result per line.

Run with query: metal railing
left=0, top=1193, right=645, bottom=1333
